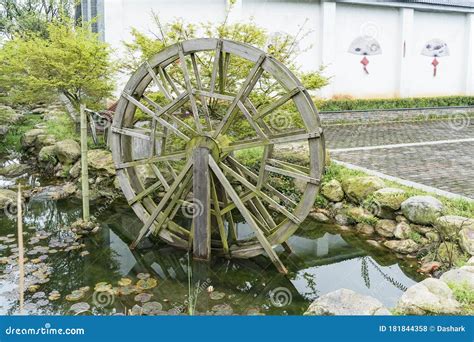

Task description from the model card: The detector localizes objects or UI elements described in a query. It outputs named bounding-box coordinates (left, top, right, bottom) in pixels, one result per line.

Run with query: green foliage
left=0, top=114, right=41, bottom=154
left=121, top=7, right=328, bottom=97
left=0, top=0, right=76, bottom=39
left=448, top=281, right=474, bottom=315
left=315, top=96, right=474, bottom=112
left=408, top=231, right=423, bottom=244
left=43, top=111, right=76, bottom=141
left=0, top=21, right=115, bottom=112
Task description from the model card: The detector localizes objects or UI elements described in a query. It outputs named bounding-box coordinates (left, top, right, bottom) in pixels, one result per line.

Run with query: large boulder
left=304, top=289, right=390, bottom=316
left=38, top=145, right=57, bottom=163
left=342, top=176, right=385, bottom=203
left=54, top=139, right=80, bottom=165
left=373, top=188, right=407, bottom=210
left=440, top=266, right=474, bottom=291
left=435, top=215, right=474, bottom=238
left=321, top=179, right=344, bottom=202
left=396, top=278, right=461, bottom=315
left=0, top=189, right=17, bottom=209
left=21, top=129, right=46, bottom=148
left=400, top=196, right=443, bottom=225
left=30, top=183, right=77, bottom=201
left=88, top=149, right=115, bottom=176
left=383, top=239, right=419, bottom=254
left=35, top=134, right=56, bottom=149
left=374, top=219, right=397, bottom=237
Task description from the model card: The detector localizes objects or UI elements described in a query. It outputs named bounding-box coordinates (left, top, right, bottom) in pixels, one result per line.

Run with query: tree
left=121, top=8, right=328, bottom=109
left=0, top=21, right=115, bottom=119
left=0, top=0, right=76, bottom=40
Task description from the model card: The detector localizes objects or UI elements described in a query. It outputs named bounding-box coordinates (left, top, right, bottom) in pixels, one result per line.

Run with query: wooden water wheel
left=111, top=38, right=325, bottom=274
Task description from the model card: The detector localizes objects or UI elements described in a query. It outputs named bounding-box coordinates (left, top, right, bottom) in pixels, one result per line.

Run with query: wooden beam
left=208, top=156, right=288, bottom=274
left=192, top=147, right=211, bottom=260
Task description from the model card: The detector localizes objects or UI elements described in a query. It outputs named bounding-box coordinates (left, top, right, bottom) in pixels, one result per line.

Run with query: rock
left=373, top=188, right=407, bottom=210
left=69, top=161, right=81, bottom=178
left=383, top=239, right=419, bottom=254
left=0, top=163, right=29, bottom=177
left=335, top=214, right=349, bottom=226
left=425, top=231, right=440, bottom=242
left=0, top=189, right=17, bottom=209
left=321, top=180, right=344, bottom=202
left=440, top=266, right=474, bottom=291
left=411, top=224, right=432, bottom=235
left=88, top=149, right=115, bottom=176
left=435, top=215, right=474, bottom=238
left=35, top=134, right=56, bottom=149
left=31, top=107, right=47, bottom=114
left=419, top=261, right=442, bottom=274
left=347, top=207, right=375, bottom=224
left=54, top=139, right=80, bottom=165
left=467, top=257, right=474, bottom=266
left=304, top=289, right=390, bottom=316
left=309, top=211, right=330, bottom=223
left=21, top=129, right=46, bottom=148
left=395, top=215, right=408, bottom=223
left=0, top=105, right=22, bottom=125
left=400, top=196, right=443, bottom=225
left=356, top=223, right=374, bottom=235
left=395, top=278, right=461, bottom=315
left=375, top=219, right=397, bottom=237
left=342, top=176, right=385, bottom=203
left=30, top=183, right=77, bottom=201
left=366, top=240, right=383, bottom=249
left=0, top=125, right=9, bottom=136
left=393, top=222, right=412, bottom=239
left=38, top=146, right=57, bottom=163
left=459, top=227, right=474, bottom=255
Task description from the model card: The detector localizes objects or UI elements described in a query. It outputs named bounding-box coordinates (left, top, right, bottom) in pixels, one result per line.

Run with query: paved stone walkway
left=324, top=119, right=474, bottom=198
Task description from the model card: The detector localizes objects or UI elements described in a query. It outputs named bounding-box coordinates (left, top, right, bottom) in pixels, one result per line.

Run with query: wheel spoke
left=190, top=53, right=212, bottom=129
left=213, top=54, right=266, bottom=138
left=210, top=175, right=229, bottom=256
left=237, top=101, right=267, bottom=139
left=178, top=44, right=203, bottom=133
left=227, top=156, right=297, bottom=207
left=145, top=61, right=172, bottom=101
left=130, top=159, right=193, bottom=249
left=209, top=39, right=223, bottom=94
left=116, top=151, right=186, bottom=169
left=111, top=126, right=162, bottom=141
left=208, top=156, right=287, bottom=274
left=264, top=165, right=320, bottom=185
left=220, top=161, right=301, bottom=225
left=221, top=129, right=322, bottom=153
left=253, top=86, right=302, bottom=121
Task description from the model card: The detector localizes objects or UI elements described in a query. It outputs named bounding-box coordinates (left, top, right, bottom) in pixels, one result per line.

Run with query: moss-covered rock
left=401, top=196, right=443, bottom=225
left=372, top=187, right=407, bottom=210
left=0, top=189, right=17, bottom=209
left=88, top=149, right=115, bottom=176
left=459, top=227, right=474, bottom=256
left=38, top=145, right=57, bottom=163
left=346, top=207, right=376, bottom=224
left=375, top=219, right=397, bottom=237
left=54, top=139, right=80, bottom=165
left=321, top=179, right=344, bottom=202
left=437, top=242, right=465, bottom=265
left=384, top=239, right=419, bottom=254
left=21, top=129, right=47, bottom=148
left=342, top=176, right=384, bottom=203
left=435, top=215, right=474, bottom=238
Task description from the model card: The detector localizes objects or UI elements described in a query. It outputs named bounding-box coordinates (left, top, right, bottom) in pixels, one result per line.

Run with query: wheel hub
left=185, top=135, right=221, bottom=162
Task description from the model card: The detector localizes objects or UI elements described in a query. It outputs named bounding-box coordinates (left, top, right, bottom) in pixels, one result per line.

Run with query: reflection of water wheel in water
left=111, top=38, right=325, bottom=274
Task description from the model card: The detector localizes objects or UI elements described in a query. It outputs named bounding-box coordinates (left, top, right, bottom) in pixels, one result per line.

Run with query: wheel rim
left=111, top=38, right=325, bottom=265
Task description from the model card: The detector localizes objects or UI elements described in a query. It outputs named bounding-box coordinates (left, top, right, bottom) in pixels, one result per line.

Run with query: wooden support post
left=80, top=104, right=90, bottom=222
left=192, top=147, right=211, bottom=261
left=17, top=185, right=24, bottom=314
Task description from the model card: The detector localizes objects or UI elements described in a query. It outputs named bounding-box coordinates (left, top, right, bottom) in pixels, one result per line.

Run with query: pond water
left=0, top=195, right=426, bottom=316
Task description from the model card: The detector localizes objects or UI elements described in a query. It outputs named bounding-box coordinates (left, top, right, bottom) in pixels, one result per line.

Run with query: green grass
left=314, top=95, right=474, bottom=112
left=0, top=115, right=42, bottom=154
left=43, top=112, right=77, bottom=142
left=324, top=163, right=474, bottom=219
left=448, top=282, right=474, bottom=315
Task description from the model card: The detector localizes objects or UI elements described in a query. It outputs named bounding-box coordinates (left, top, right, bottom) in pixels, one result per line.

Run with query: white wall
left=101, top=0, right=474, bottom=99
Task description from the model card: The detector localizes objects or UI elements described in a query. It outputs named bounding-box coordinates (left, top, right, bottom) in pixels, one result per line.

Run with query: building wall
left=98, top=0, right=474, bottom=99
